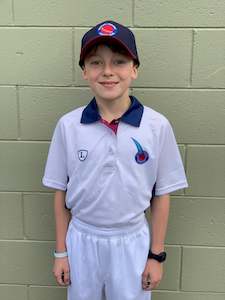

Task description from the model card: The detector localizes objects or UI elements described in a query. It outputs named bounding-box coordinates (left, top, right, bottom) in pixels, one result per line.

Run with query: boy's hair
left=79, top=20, right=140, bottom=69
left=82, top=39, right=139, bottom=68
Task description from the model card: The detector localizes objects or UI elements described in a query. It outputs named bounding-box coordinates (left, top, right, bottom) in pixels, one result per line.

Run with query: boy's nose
left=103, top=63, right=113, bottom=76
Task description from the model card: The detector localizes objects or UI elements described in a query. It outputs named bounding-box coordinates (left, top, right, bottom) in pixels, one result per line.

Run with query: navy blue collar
left=80, top=96, right=143, bottom=127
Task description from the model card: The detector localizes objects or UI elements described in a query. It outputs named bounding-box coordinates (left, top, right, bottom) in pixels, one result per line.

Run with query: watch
left=148, top=250, right=167, bottom=263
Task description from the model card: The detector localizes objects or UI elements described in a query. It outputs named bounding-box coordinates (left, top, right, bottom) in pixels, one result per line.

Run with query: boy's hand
left=53, top=257, right=71, bottom=286
left=142, top=259, right=163, bottom=290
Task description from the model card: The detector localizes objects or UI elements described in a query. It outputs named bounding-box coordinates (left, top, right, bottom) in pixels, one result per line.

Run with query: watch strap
left=148, top=250, right=167, bottom=262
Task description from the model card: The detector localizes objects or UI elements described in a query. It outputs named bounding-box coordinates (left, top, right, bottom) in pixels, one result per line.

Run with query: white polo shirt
left=42, top=96, right=188, bottom=227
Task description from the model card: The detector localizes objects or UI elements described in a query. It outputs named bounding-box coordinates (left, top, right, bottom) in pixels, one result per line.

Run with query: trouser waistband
left=70, top=216, right=148, bottom=238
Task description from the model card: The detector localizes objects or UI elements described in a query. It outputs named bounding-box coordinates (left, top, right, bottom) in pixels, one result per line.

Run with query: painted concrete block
left=0, top=241, right=55, bottom=285
left=134, top=0, right=225, bottom=27
left=153, top=291, right=225, bottom=300
left=167, top=197, right=225, bottom=246
left=19, top=87, right=92, bottom=140
left=0, top=193, right=23, bottom=239
left=24, top=193, right=55, bottom=240
left=0, top=87, right=17, bottom=139
left=133, top=29, right=192, bottom=87
left=69, top=0, right=132, bottom=26
left=182, top=247, right=225, bottom=292
left=0, top=0, right=12, bottom=25
left=0, top=142, right=49, bottom=191
left=0, top=285, right=28, bottom=300
left=29, top=286, right=66, bottom=300
left=192, top=30, right=225, bottom=88
left=14, top=0, right=132, bottom=26
left=0, top=28, right=72, bottom=85
left=186, top=146, right=225, bottom=197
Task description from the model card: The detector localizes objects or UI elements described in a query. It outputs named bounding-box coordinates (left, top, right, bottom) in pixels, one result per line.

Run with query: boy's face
left=82, top=45, right=138, bottom=104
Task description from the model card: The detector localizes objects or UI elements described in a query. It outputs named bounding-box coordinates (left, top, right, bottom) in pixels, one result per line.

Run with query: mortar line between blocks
left=184, top=144, right=188, bottom=196
left=0, top=283, right=225, bottom=293
left=0, top=239, right=224, bottom=248
left=26, top=284, right=30, bottom=300
left=1, top=25, right=225, bottom=29
left=72, top=27, right=75, bottom=84
left=16, top=86, right=21, bottom=140
left=11, top=0, right=15, bottom=24
left=189, top=29, right=195, bottom=87
left=179, top=246, right=183, bottom=291
left=1, top=191, right=224, bottom=199
left=1, top=284, right=225, bottom=293
left=153, top=290, right=225, bottom=294
left=0, top=140, right=224, bottom=146
left=1, top=84, right=225, bottom=90
left=21, top=192, right=27, bottom=240
left=1, top=192, right=224, bottom=199
left=132, top=0, right=135, bottom=26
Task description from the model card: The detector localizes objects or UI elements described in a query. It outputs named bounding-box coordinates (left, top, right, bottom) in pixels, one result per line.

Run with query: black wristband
left=148, top=250, right=167, bottom=263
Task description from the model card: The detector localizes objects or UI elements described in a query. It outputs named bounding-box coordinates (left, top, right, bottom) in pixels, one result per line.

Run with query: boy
left=42, top=20, right=188, bottom=300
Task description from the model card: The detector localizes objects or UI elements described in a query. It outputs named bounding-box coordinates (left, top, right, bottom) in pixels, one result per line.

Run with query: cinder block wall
left=0, top=1, right=225, bottom=300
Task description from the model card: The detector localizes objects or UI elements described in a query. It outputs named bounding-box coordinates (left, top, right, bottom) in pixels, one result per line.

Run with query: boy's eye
left=90, top=60, right=102, bottom=65
left=114, top=59, right=127, bottom=65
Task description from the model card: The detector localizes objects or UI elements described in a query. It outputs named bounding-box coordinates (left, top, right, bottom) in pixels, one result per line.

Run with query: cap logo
left=97, top=22, right=118, bottom=36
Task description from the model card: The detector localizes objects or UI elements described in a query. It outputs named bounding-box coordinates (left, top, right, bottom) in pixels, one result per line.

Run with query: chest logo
left=131, top=138, right=149, bottom=164
left=78, top=150, right=88, bottom=161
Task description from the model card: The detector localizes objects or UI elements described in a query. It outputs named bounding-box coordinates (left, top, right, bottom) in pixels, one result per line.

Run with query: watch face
left=159, top=252, right=166, bottom=262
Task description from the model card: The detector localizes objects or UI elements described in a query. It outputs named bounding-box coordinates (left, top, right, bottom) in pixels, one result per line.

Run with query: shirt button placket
left=108, top=132, right=117, bottom=171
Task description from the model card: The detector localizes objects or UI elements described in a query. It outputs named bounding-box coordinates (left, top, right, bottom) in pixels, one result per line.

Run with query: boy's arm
left=150, top=193, right=170, bottom=253
left=53, top=190, right=71, bottom=287
left=142, top=193, right=170, bottom=291
left=54, top=190, right=71, bottom=252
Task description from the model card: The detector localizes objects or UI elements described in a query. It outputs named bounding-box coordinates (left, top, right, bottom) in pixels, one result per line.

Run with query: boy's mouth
left=99, top=81, right=119, bottom=87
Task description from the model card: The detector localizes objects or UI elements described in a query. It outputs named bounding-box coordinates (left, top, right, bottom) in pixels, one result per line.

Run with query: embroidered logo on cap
left=78, top=150, right=88, bottom=161
left=131, top=138, right=149, bottom=164
left=97, top=22, right=118, bottom=36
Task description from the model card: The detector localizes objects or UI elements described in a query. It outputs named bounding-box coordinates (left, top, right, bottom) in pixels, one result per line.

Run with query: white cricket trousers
left=66, top=216, right=151, bottom=300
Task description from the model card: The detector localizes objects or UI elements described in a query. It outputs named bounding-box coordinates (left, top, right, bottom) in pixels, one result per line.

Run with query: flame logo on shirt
left=131, top=138, right=149, bottom=164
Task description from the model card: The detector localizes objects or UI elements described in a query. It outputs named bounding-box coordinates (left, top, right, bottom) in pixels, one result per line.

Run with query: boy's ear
left=132, top=64, right=138, bottom=80
left=82, top=66, right=88, bottom=80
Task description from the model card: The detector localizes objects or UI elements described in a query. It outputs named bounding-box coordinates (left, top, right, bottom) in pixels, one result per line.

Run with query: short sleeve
left=155, top=119, right=188, bottom=196
left=42, top=119, right=68, bottom=191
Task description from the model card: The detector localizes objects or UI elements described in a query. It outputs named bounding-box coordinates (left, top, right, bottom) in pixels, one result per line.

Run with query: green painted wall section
left=0, top=1, right=224, bottom=299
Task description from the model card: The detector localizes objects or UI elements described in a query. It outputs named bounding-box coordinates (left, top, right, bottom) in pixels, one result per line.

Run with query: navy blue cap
left=79, top=20, right=140, bottom=68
